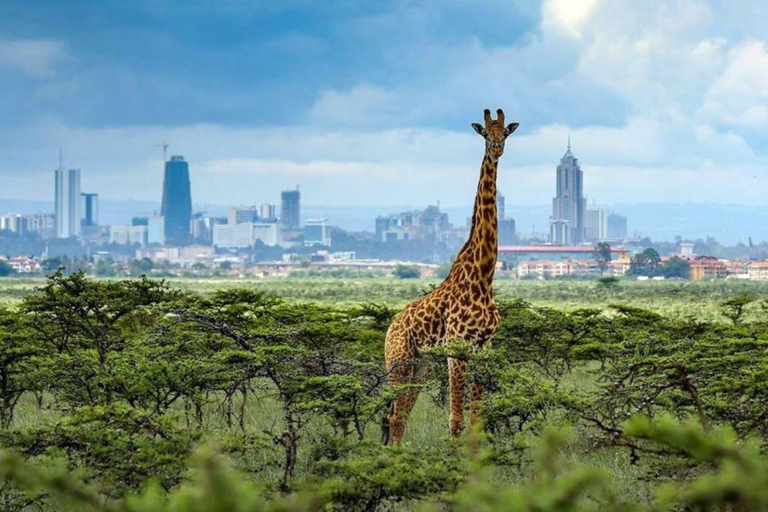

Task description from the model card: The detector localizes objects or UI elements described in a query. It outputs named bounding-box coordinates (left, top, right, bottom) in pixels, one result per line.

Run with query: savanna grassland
left=4, top=275, right=768, bottom=318
left=1, top=273, right=768, bottom=511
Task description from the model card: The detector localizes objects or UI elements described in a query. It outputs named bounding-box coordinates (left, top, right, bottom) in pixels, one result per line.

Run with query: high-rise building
left=81, top=193, right=99, bottom=227
left=190, top=212, right=210, bottom=243
left=280, top=188, right=300, bottom=230
left=259, top=203, right=276, bottom=221
left=67, top=169, right=81, bottom=238
left=147, top=216, right=165, bottom=245
left=496, top=191, right=506, bottom=221
left=607, top=212, right=628, bottom=241
left=499, top=219, right=517, bottom=245
left=304, top=218, right=331, bottom=247
left=585, top=207, right=608, bottom=242
left=161, top=155, right=192, bottom=246
left=496, top=190, right=517, bottom=245
left=228, top=206, right=259, bottom=225
left=55, top=169, right=67, bottom=238
left=550, top=142, right=586, bottom=244
left=27, top=213, right=56, bottom=239
left=0, top=214, right=28, bottom=234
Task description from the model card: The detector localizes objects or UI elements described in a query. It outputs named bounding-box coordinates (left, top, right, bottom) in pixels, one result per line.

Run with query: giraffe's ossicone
left=383, top=109, right=519, bottom=445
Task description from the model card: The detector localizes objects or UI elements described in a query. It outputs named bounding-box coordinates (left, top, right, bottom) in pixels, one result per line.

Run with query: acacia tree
left=0, top=309, right=39, bottom=428
left=593, top=242, right=612, bottom=276
left=161, top=290, right=390, bottom=491
left=21, top=270, right=179, bottom=407
left=627, top=248, right=662, bottom=277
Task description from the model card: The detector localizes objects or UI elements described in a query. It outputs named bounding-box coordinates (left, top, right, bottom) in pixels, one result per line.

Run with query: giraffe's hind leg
left=448, top=357, right=467, bottom=436
left=385, top=324, right=429, bottom=445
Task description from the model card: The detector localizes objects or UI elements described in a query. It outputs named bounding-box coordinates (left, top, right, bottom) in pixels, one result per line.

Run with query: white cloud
left=0, top=39, right=68, bottom=78
left=3, top=1, right=768, bottom=213
left=307, top=84, right=406, bottom=126
left=700, top=40, right=768, bottom=130
left=541, top=0, right=599, bottom=38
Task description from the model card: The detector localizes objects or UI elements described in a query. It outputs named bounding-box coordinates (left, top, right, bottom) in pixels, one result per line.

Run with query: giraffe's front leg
left=448, top=357, right=467, bottom=436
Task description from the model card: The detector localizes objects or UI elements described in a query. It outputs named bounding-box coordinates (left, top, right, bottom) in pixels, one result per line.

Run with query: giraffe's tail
left=381, top=399, right=394, bottom=445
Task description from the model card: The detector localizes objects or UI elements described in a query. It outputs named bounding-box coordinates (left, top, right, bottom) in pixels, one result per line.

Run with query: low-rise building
left=213, top=222, right=279, bottom=249
left=111, top=225, right=148, bottom=245
left=748, top=261, right=768, bottom=281
left=610, top=254, right=632, bottom=276
left=375, top=205, right=451, bottom=242
left=3, top=256, right=41, bottom=273
left=688, top=256, right=729, bottom=280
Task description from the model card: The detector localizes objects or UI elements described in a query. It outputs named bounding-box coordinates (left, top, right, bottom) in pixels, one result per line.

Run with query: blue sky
left=1, top=0, right=768, bottom=209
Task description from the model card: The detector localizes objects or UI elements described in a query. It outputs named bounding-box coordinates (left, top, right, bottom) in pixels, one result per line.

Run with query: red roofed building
left=4, top=257, right=41, bottom=274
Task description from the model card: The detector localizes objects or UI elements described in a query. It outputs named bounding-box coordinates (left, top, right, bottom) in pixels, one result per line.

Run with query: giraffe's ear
left=471, top=123, right=486, bottom=137
left=504, top=122, right=520, bottom=138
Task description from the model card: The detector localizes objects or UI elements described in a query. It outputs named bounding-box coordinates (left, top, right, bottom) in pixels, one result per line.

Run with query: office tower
left=259, top=203, right=276, bottom=221
left=55, top=169, right=67, bottom=238
left=607, top=212, right=628, bottom=240
left=549, top=141, right=585, bottom=244
left=304, top=218, right=330, bottom=246
left=496, top=191, right=506, bottom=221
left=27, top=213, right=56, bottom=239
left=585, top=207, right=608, bottom=242
left=280, top=188, right=300, bottom=229
left=147, top=216, right=165, bottom=245
left=67, top=169, right=81, bottom=238
left=190, top=212, right=210, bottom=242
left=81, top=193, right=99, bottom=227
left=0, top=214, right=28, bottom=235
left=499, top=218, right=517, bottom=245
left=161, top=155, right=192, bottom=246
left=228, top=206, right=259, bottom=225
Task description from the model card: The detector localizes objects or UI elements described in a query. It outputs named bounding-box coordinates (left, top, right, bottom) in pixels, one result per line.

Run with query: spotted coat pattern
left=384, top=109, right=519, bottom=445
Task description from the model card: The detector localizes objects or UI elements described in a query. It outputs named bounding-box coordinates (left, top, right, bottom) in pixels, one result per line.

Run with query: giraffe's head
left=471, top=109, right=519, bottom=160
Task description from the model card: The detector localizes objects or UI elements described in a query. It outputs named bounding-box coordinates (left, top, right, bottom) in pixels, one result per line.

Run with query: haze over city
left=1, top=0, right=767, bottom=234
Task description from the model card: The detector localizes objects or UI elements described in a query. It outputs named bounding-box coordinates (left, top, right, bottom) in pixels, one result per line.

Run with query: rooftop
left=499, top=245, right=629, bottom=254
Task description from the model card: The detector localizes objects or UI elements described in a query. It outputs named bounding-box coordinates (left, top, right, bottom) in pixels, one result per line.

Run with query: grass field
left=5, top=275, right=768, bottom=319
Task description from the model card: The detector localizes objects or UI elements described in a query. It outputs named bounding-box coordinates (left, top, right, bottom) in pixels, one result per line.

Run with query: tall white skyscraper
left=68, top=169, right=81, bottom=238
left=585, top=206, right=608, bottom=242
left=549, top=141, right=586, bottom=245
left=55, top=168, right=67, bottom=238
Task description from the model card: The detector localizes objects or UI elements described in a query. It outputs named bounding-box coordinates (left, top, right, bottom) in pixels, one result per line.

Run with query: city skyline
left=1, top=1, right=767, bottom=208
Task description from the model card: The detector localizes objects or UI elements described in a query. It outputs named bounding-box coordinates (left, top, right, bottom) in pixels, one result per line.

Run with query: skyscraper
left=55, top=169, right=67, bottom=238
left=228, top=206, right=259, bottom=225
left=81, top=193, right=99, bottom=227
left=280, top=188, right=300, bottom=230
left=161, top=155, right=192, bottom=246
left=68, top=169, right=81, bottom=238
left=585, top=206, right=608, bottom=242
left=549, top=141, right=586, bottom=244
left=607, top=212, right=628, bottom=241
left=496, top=191, right=506, bottom=221
left=259, top=203, right=276, bottom=221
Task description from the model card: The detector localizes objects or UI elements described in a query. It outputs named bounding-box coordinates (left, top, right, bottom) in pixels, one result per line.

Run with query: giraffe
left=383, top=108, right=519, bottom=445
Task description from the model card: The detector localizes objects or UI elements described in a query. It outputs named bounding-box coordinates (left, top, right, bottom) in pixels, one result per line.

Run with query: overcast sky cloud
left=1, top=0, right=767, bottom=208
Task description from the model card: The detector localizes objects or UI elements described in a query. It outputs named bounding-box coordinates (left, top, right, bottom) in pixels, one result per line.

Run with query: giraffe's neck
left=447, top=153, right=498, bottom=287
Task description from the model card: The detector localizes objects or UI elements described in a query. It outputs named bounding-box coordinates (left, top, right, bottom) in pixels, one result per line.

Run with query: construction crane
left=154, top=142, right=169, bottom=163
